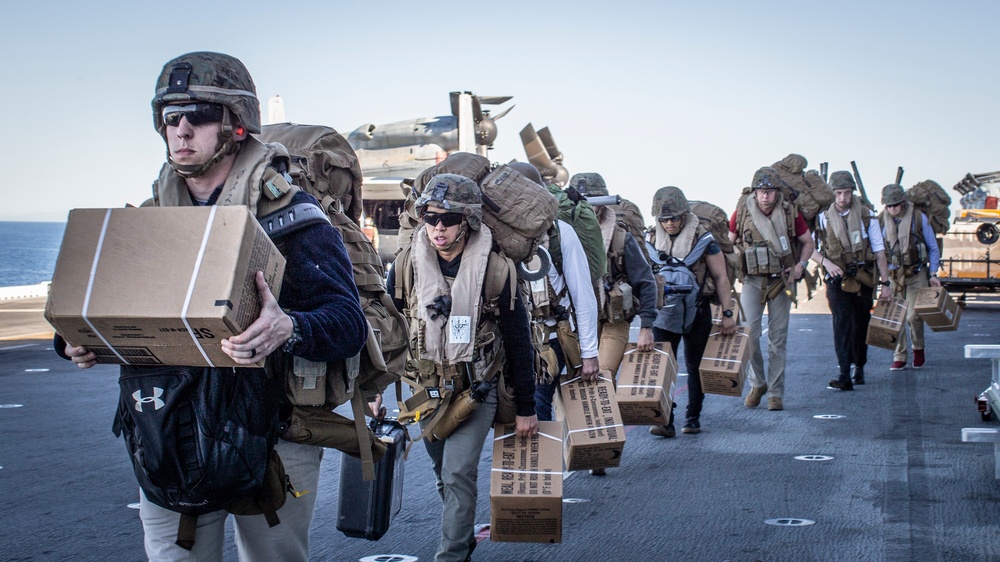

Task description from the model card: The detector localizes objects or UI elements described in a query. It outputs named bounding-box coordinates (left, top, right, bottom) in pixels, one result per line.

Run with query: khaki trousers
left=893, top=269, right=928, bottom=362
left=740, top=275, right=792, bottom=399
left=598, top=320, right=631, bottom=376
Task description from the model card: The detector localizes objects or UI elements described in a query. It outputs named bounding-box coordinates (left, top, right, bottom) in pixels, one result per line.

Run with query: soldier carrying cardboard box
left=809, top=171, right=892, bottom=390
left=878, top=184, right=942, bottom=371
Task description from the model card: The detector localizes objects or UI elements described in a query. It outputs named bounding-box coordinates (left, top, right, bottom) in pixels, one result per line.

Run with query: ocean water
left=0, top=222, right=66, bottom=287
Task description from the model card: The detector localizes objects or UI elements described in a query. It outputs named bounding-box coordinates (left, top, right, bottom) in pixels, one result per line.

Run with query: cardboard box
left=490, top=421, right=563, bottom=543
left=710, top=295, right=740, bottom=325
left=699, top=326, right=750, bottom=397
left=913, top=287, right=962, bottom=332
left=45, top=206, right=285, bottom=367
left=615, top=343, right=677, bottom=425
left=866, top=297, right=908, bottom=350
left=555, top=376, right=626, bottom=471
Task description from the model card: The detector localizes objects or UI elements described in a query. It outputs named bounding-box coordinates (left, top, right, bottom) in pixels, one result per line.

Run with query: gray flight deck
left=2, top=293, right=1000, bottom=561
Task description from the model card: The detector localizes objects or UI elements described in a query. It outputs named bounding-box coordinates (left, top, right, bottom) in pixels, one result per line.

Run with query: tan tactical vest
left=396, top=243, right=513, bottom=398
left=734, top=199, right=798, bottom=276
left=881, top=208, right=928, bottom=272
left=816, top=207, right=875, bottom=271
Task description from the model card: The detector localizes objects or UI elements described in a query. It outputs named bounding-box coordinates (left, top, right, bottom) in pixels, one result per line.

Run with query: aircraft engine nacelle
left=348, top=124, right=376, bottom=142
left=476, top=117, right=498, bottom=146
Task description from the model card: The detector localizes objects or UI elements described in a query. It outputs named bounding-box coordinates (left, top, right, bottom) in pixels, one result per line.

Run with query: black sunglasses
left=423, top=212, right=464, bottom=227
left=162, top=103, right=225, bottom=127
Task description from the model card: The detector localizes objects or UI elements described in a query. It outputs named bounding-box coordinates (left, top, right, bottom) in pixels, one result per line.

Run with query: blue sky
left=2, top=1, right=997, bottom=222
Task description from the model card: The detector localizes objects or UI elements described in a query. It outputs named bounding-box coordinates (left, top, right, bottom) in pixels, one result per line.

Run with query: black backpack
left=113, top=364, right=287, bottom=550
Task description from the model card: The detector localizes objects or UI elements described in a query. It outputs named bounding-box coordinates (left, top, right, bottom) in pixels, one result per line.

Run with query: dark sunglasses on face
left=423, top=212, right=464, bottom=227
left=659, top=215, right=682, bottom=223
left=162, top=103, right=225, bottom=127
left=885, top=203, right=903, bottom=208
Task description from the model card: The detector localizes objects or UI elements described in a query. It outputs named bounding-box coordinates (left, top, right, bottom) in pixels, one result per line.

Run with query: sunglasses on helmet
left=423, top=212, right=464, bottom=227
left=754, top=176, right=779, bottom=191
left=162, top=103, right=225, bottom=127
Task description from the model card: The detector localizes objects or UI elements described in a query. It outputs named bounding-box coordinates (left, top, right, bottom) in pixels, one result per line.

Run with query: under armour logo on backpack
left=132, top=388, right=165, bottom=412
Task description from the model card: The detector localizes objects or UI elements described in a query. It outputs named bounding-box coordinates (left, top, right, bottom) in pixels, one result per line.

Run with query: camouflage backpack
left=613, top=198, right=648, bottom=245
left=906, top=179, right=951, bottom=235
left=259, top=123, right=407, bottom=405
left=688, top=200, right=742, bottom=289
left=770, top=154, right=834, bottom=227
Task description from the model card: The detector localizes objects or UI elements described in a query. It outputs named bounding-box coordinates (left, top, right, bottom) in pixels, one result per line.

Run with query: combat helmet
left=152, top=51, right=260, bottom=134
left=751, top=167, right=782, bottom=191
left=415, top=173, right=483, bottom=230
left=881, top=183, right=907, bottom=207
left=569, top=173, right=608, bottom=197
left=829, top=171, right=856, bottom=192
left=651, top=186, right=690, bottom=220
left=153, top=52, right=260, bottom=178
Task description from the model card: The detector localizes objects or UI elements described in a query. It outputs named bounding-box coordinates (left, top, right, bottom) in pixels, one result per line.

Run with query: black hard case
left=336, top=418, right=407, bottom=540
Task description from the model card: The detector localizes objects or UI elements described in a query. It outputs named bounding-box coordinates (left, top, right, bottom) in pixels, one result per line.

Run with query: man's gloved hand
left=426, top=295, right=452, bottom=320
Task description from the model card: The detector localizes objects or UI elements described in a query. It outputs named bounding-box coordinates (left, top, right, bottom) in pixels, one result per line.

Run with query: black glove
left=426, top=295, right=452, bottom=320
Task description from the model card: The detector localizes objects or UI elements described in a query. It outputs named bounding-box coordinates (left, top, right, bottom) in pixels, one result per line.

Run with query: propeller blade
left=520, top=123, right=555, bottom=170
left=471, top=95, right=483, bottom=122
left=449, top=91, right=461, bottom=117
left=490, top=104, right=515, bottom=121
left=477, top=96, right=513, bottom=106
left=537, top=127, right=562, bottom=163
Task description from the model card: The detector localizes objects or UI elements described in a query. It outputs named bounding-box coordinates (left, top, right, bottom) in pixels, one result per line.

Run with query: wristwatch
left=722, top=309, right=734, bottom=318
left=799, top=260, right=809, bottom=268
left=283, top=315, right=303, bottom=354
left=879, top=280, right=891, bottom=287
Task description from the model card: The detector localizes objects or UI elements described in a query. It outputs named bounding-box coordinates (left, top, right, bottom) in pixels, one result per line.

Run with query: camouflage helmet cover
left=881, top=183, right=907, bottom=207
left=828, top=170, right=856, bottom=191
left=415, top=173, right=483, bottom=230
left=152, top=52, right=261, bottom=134
left=569, top=172, right=608, bottom=197
left=651, top=186, right=690, bottom=220
left=751, top=166, right=782, bottom=191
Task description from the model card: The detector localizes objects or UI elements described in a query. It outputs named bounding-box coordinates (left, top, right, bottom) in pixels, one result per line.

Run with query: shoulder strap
left=683, top=232, right=715, bottom=268
left=257, top=201, right=331, bottom=240
left=484, top=251, right=516, bottom=311
left=395, top=245, right=414, bottom=302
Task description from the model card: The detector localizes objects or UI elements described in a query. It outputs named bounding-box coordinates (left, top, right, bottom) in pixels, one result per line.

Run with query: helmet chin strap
left=166, top=106, right=240, bottom=179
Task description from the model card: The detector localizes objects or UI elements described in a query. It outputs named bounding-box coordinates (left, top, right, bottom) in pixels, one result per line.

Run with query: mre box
left=490, top=421, right=563, bottom=543
left=699, top=326, right=751, bottom=397
left=45, top=206, right=285, bottom=367
left=555, top=376, right=626, bottom=471
left=866, top=297, right=908, bottom=350
left=914, top=287, right=961, bottom=332
left=615, top=343, right=677, bottom=425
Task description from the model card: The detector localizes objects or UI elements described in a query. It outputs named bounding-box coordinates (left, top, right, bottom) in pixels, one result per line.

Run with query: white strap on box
left=181, top=206, right=217, bottom=367
left=81, top=209, right=129, bottom=364
left=618, top=384, right=662, bottom=389
left=567, top=423, right=624, bottom=435
left=494, top=431, right=562, bottom=442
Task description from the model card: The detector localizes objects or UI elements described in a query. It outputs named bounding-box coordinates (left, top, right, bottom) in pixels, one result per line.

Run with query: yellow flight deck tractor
left=940, top=171, right=1000, bottom=301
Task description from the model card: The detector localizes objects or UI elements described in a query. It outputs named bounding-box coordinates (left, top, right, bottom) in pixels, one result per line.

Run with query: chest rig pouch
left=605, top=280, right=634, bottom=324
left=744, top=244, right=786, bottom=276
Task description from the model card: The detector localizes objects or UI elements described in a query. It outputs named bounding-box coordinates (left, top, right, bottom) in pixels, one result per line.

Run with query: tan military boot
left=744, top=383, right=768, bottom=408
left=768, top=396, right=783, bottom=411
